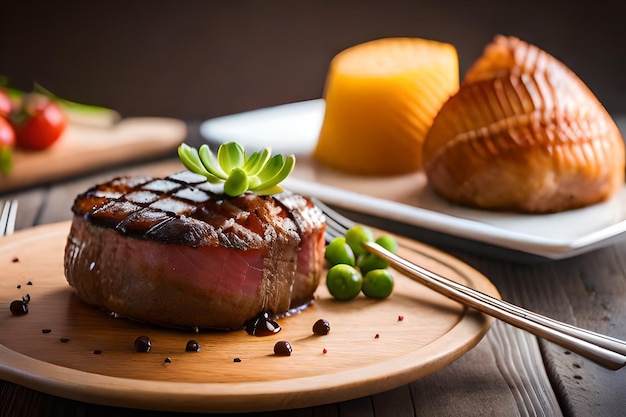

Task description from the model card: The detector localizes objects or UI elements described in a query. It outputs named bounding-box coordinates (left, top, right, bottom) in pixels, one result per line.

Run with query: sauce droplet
left=244, top=311, right=281, bottom=336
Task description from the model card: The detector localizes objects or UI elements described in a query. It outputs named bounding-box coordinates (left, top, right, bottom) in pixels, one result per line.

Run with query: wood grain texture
left=452, top=250, right=626, bottom=417
left=0, top=117, right=186, bottom=193
left=0, top=221, right=497, bottom=413
left=6, top=151, right=626, bottom=416
left=534, top=247, right=626, bottom=417
left=487, top=321, right=563, bottom=417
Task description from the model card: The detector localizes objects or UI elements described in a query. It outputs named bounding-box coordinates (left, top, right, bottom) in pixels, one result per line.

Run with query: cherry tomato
left=0, top=117, right=16, bottom=174
left=12, top=94, right=67, bottom=150
left=0, top=89, right=11, bottom=118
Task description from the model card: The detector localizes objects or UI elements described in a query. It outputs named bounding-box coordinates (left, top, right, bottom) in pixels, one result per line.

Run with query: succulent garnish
left=178, top=142, right=296, bottom=197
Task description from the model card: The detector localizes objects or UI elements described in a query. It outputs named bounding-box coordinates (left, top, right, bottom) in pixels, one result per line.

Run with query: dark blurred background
left=2, top=0, right=625, bottom=120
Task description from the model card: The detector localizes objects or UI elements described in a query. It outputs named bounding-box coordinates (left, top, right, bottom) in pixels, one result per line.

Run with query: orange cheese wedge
left=313, top=38, right=459, bottom=175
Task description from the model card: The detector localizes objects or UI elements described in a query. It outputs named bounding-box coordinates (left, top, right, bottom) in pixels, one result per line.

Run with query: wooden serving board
left=0, top=222, right=499, bottom=413
left=0, top=117, right=187, bottom=193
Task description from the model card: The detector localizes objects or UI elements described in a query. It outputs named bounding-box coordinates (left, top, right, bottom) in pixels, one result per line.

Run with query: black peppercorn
left=134, top=335, right=151, bottom=352
left=9, top=300, right=28, bottom=316
left=185, top=340, right=200, bottom=352
left=312, top=319, right=331, bottom=335
left=273, top=340, right=293, bottom=356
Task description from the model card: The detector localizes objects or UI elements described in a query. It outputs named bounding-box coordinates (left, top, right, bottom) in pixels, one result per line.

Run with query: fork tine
left=0, top=201, right=8, bottom=235
left=6, top=199, right=18, bottom=235
left=312, top=198, right=355, bottom=243
left=313, top=196, right=626, bottom=369
left=0, top=199, right=18, bottom=236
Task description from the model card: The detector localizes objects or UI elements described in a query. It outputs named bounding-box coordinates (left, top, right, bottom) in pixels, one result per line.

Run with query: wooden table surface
left=1, top=123, right=626, bottom=417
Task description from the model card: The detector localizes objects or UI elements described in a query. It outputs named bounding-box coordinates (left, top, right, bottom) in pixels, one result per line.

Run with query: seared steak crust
left=64, top=171, right=326, bottom=330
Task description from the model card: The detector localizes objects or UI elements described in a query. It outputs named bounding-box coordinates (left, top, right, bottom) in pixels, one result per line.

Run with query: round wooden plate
left=0, top=221, right=498, bottom=413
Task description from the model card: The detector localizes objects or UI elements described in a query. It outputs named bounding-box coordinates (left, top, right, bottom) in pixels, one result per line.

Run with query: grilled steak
left=64, top=171, right=326, bottom=330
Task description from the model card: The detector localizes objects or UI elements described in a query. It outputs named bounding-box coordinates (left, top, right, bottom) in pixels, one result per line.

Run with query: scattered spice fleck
left=12, top=257, right=19, bottom=263
left=93, top=350, right=102, bottom=355
left=164, top=357, right=172, bottom=363
left=322, top=348, right=328, bottom=354
left=233, top=357, right=242, bottom=362
left=42, top=329, right=52, bottom=334
left=26, top=281, right=32, bottom=286
left=397, top=315, right=404, bottom=322
left=16, top=285, right=21, bottom=289
left=374, top=333, right=380, bottom=339
left=60, top=338, right=70, bottom=343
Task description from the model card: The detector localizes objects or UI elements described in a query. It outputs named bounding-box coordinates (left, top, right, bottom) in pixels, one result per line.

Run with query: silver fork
left=314, top=198, right=626, bottom=370
left=0, top=199, right=18, bottom=237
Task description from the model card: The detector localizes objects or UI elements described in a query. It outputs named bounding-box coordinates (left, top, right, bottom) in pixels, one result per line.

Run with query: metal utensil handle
left=364, top=241, right=626, bottom=370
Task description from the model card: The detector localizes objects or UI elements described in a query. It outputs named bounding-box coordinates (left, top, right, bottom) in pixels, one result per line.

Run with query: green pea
left=375, top=235, right=398, bottom=254
left=345, top=225, right=374, bottom=257
left=325, top=237, right=356, bottom=267
left=357, top=253, right=388, bottom=275
left=326, top=264, right=363, bottom=301
left=362, top=269, right=394, bottom=299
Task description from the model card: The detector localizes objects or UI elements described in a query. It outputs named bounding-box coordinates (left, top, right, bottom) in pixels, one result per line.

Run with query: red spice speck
left=374, top=333, right=380, bottom=339
left=322, top=348, right=328, bottom=354
left=398, top=315, right=404, bottom=322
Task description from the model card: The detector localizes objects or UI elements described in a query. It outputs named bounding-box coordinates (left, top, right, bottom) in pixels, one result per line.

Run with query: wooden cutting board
left=0, top=117, right=187, bottom=193
left=0, top=222, right=498, bottom=413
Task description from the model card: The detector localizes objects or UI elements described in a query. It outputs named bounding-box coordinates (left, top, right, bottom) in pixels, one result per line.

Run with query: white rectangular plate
left=200, top=99, right=626, bottom=260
